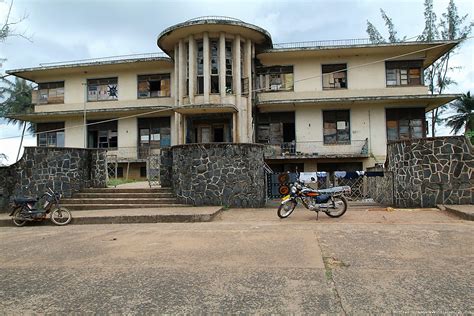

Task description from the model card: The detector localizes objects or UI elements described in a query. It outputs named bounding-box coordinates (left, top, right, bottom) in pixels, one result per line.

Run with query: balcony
left=263, top=139, right=369, bottom=159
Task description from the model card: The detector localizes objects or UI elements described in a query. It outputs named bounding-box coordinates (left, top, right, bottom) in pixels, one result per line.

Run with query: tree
left=445, top=91, right=473, bottom=140
left=365, top=0, right=473, bottom=136
left=0, top=77, right=35, bottom=126
left=1, top=0, right=30, bottom=43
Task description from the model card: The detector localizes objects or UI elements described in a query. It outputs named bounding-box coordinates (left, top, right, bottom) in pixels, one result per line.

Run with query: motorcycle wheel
left=277, top=200, right=297, bottom=219
left=325, top=196, right=348, bottom=218
left=50, top=207, right=72, bottom=226
left=12, top=209, right=27, bottom=227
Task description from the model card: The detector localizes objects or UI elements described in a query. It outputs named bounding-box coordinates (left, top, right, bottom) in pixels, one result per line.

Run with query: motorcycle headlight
left=291, top=186, right=297, bottom=194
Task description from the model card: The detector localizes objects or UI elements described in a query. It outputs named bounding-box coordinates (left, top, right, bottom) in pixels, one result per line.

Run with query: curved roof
left=157, top=16, right=272, bottom=56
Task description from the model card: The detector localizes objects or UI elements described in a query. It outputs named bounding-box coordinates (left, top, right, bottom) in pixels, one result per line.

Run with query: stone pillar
left=203, top=32, right=210, bottom=103
left=219, top=32, right=226, bottom=98
left=188, top=35, right=195, bottom=104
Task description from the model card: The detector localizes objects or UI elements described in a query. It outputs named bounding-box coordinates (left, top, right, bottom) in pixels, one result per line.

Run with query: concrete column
left=245, top=40, right=253, bottom=142
left=232, top=112, right=238, bottom=142
left=203, top=32, right=210, bottom=103
left=188, top=35, right=195, bottom=104
left=234, top=35, right=242, bottom=142
left=178, top=40, right=185, bottom=106
left=182, top=115, right=187, bottom=144
left=219, top=32, right=226, bottom=98
left=173, top=45, right=180, bottom=145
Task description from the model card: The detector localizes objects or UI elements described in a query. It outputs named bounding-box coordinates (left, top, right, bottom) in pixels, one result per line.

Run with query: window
left=87, top=78, right=118, bottom=102
left=87, top=120, right=118, bottom=148
left=323, top=110, right=350, bottom=144
left=210, top=40, right=219, bottom=93
left=36, top=122, right=65, bottom=147
left=257, top=112, right=295, bottom=144
left=256, top=66, right=294, bottom=92
left=138, top=117, right=171, bottom=149
left=225, top=41, right=233, bottom=94
left=137, top=74, right=170, bottom=98
left=196, top=41, right=204, bottom=94
left=38, top=82, right=64, bottom=104
left=322, top=64, right=347, bottom=89
left=386, top=60, right=423, bottom=86
left=386, top=108, right=425, bottom=142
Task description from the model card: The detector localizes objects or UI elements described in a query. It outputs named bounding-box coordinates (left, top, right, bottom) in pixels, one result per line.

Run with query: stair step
left=63, top=204, right=189, bottom=211
left=73, top=193, right=175, bottom=198
left=81, top=188, right=172, bottom=193
left=62, top=198, right=178, bottom=205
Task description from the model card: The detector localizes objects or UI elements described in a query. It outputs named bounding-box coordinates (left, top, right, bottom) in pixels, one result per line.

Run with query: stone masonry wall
left=169, top=143, right=265, bottom=207
left=387, top=136, right=473, bottom=207
left=0, top=147, right=107, bottom=212
left=366, top=168, right=394, bottom=206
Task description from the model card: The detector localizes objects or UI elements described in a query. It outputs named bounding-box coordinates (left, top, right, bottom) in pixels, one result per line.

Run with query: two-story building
left=7, top=16, right=459, bottom=178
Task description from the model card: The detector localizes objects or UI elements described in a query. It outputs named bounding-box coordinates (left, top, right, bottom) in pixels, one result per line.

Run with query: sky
left=0, top=0, right=473, bottom=164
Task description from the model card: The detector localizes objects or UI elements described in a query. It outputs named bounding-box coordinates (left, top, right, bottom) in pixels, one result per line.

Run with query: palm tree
left=0, top=76, right=35, bottom=160
left=445, top=91, right=474, bottom=138
left=0, top=77, right=35, bottom=126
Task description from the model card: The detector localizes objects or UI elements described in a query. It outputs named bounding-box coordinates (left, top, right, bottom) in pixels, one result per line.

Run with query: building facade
left=7, top=16, right=459, bottom=178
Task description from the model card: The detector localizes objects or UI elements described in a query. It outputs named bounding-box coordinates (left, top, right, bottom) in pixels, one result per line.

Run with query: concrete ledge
left=0, top=207, right=223, bottom=227
left=438, top=205, right=474, bottom=221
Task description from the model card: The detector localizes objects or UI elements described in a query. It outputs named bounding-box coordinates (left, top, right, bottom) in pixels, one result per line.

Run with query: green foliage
left=0, top=77, right=35, bottom=133
left=445, top=91, right=474, bottom=135
left=107, top=178, right=137, bottom=188
left=380, top=9, right=401, bottom=43
left=365, top=0, right=473, bottom=136
left=366, top=21, right=385, bottom=43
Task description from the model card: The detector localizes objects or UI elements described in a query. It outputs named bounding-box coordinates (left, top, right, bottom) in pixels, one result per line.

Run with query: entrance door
left=213, top=126, right=224, bottom=142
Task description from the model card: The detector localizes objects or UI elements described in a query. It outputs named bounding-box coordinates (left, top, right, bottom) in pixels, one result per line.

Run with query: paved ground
left=0, top=207, right=223, bottom=226
left=0, top=206, right=472, bottom=314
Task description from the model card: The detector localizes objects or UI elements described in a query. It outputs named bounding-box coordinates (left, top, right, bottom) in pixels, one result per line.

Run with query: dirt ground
left=0, top=206, right=472, bottom=314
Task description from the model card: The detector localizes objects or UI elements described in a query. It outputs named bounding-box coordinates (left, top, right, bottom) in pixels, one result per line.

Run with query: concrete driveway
left=0, top=206, right=472, bottom=314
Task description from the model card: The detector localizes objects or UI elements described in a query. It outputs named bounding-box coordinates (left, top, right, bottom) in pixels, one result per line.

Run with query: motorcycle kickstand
left=316, top=211, right=319, bottom=220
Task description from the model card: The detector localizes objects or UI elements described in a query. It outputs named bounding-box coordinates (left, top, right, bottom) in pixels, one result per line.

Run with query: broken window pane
left=37, top=81, right=65, bottom=104
left=87, top=78, right=118, bottom=102
left=256, top=66, right=294, bottom=92
left=385, top=60, right=423, bottom=86
left=323, top=110, right=350, bottom=145
left=322, top=64, right=347, bottom=89
left=137, top=74, right=171, bottom=98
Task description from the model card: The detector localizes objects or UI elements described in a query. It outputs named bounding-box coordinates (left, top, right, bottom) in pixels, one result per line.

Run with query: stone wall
left=383, top=136, right=473, bottom=207
left=0, top=147, right=107, bottom=212
left=166, top=143, right=265, bottom=207
left=366, top=168, right=394, bottom=206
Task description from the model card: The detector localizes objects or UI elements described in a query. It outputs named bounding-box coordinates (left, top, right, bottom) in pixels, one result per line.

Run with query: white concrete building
left=7, top=16, right=459, bottom=178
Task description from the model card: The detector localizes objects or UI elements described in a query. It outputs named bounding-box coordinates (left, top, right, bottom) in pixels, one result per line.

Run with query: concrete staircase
left=61, top=187, right=188, bottom=211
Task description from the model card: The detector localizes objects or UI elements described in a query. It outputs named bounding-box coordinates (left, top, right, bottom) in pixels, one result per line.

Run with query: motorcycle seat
left=14, top=197, right=38, bottom=204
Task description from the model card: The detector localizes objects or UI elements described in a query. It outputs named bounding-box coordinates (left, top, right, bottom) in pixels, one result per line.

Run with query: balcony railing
left=263, top=139, right=369, bottom=159
left=272, top=38, right=373, bottom=50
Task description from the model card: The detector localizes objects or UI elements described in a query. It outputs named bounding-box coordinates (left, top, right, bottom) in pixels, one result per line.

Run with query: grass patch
left=107, top=178, right=137, bottom=187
